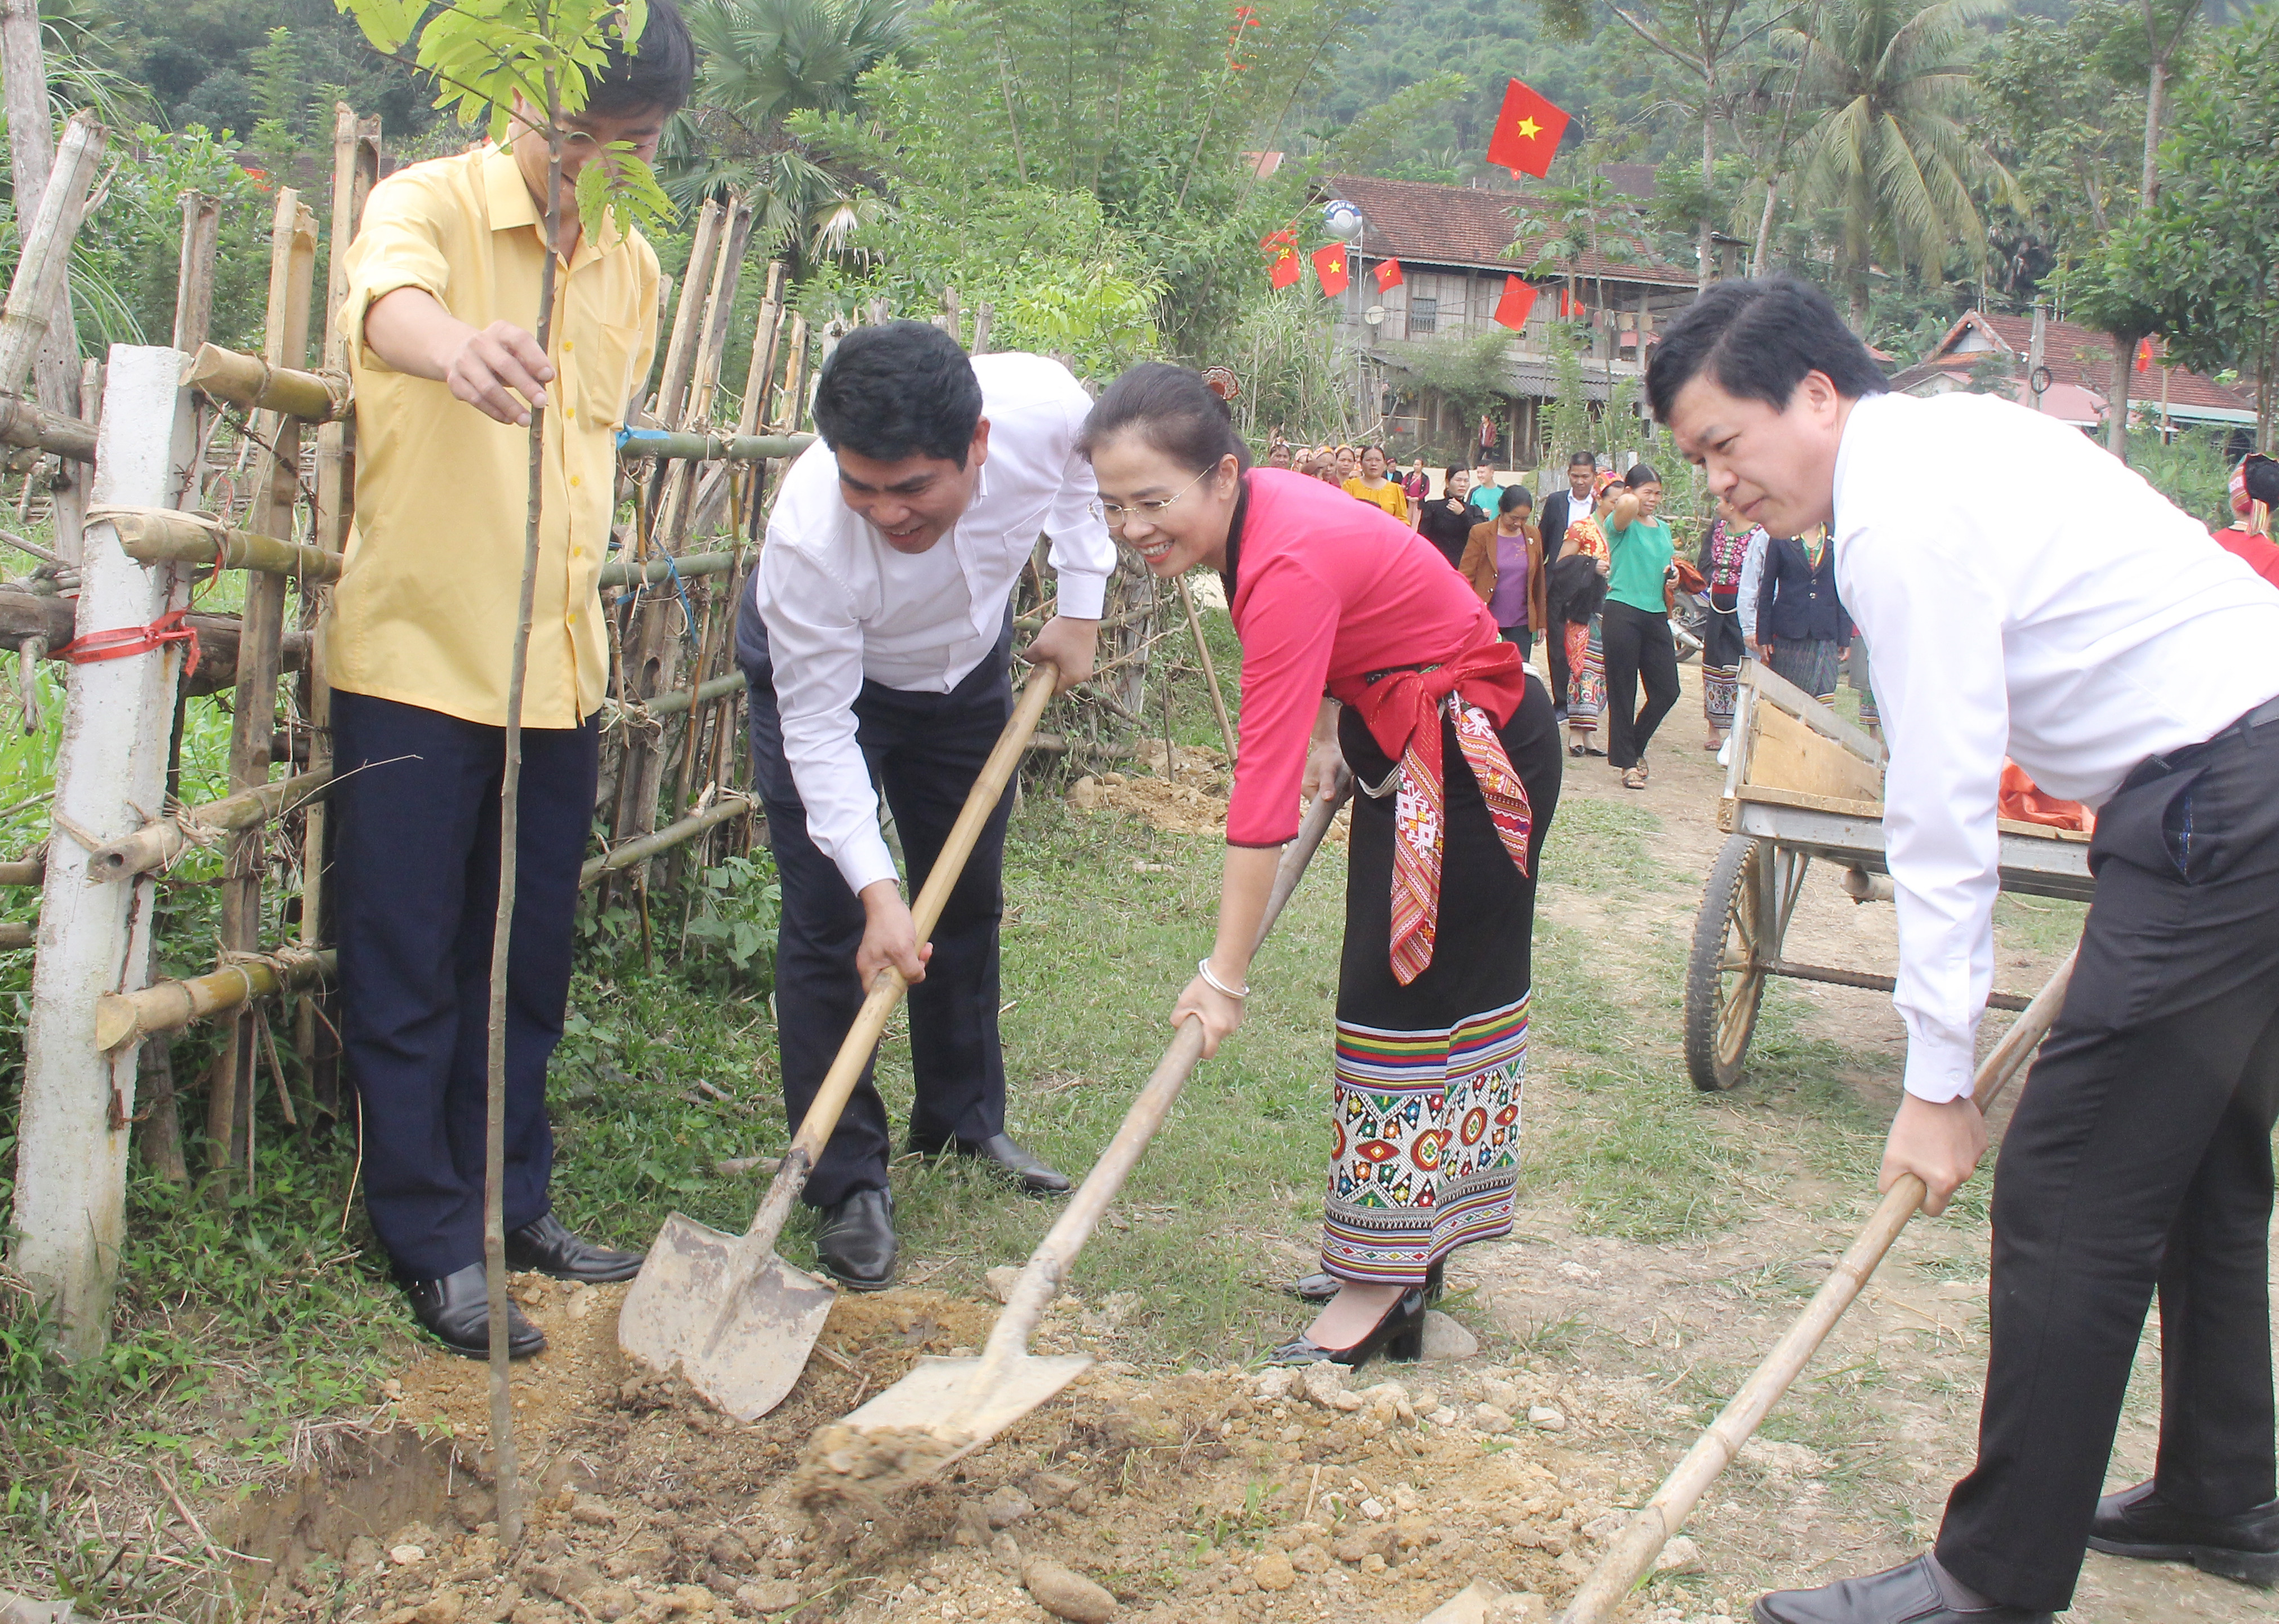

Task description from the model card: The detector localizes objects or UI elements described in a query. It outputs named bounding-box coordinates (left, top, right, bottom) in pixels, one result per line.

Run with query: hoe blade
left=839, top=1351, right=1095, bottom=1461
left=616, top=1211, right=839, bottom=1422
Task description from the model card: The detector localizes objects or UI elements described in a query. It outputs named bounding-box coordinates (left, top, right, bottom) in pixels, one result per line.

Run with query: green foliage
left=666, top=0, right=915, bottom=261
left=99, top=0, right=438, bottom=146
left=338, top=0, right=676, bottom=238
left=12, top=125, right=277, bottom=357
left=1227, top=289, right=1352, bottom=444
left=2131, top=425, right=2238, bottom=528
left=2086, top=6, right=2279, bottom=441
left=796, top=0, right=1434, bottom=362
left=1379, top=328, right=1517, bottom=452
left=1786, top=0, right=2021, bottom=316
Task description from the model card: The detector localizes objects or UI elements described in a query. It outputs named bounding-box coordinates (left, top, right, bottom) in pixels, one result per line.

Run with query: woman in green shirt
left=1599, top=463, right=1680, bottom=790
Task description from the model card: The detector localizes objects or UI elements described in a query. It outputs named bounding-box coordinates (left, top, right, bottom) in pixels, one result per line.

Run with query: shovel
left=814, top=778, right=1351, bottom=1478
left=617, top=661, right=1060, bottom=1420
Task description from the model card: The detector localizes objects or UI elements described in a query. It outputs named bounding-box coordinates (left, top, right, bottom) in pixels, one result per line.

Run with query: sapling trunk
left=486, top=75, right=564, bottom=1553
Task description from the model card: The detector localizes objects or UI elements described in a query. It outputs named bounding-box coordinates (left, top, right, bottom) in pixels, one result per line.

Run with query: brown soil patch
left=249, top=1275, right=1673, bottom=1624
left=1065, top=743, right=1350, bottom=845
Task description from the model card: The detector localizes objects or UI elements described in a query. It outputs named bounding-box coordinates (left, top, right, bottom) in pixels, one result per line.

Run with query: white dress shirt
left=1834, top=390, right=2279, bottom=1103
left=756, top=351, right=1116, bottom=894
left=1735, top=524, right=1769, bottom=643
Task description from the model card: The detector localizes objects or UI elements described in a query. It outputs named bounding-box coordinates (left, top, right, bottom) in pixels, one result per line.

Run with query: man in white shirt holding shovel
left=1648, top=276, right=2279, bottom=1624
left=738, top=321, right=1113, bottom=1291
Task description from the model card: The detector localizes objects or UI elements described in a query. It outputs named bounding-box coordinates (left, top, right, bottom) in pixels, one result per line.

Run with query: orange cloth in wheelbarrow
left=1337, top=641, right=1536, bottom=985
left=2000, top=759, right=2095, bottom=834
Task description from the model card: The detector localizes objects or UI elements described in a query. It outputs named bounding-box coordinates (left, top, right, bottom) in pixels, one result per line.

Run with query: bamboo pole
left=0, top=920, right=29, bottom=949
left=775, top=314, right=810, bottom=434
left=93, top=948, right=334, bottom=1052
left=84, top=765, right=332, bottom=882
left=299, top=103, right=380, bottom=1116
left=171, top=194, right=221, bottom=353
left=184, top=343, right=351, bottom=423
left=579, top=792, right=755, bottom=887
left=614, top=429, right=813, bottom=464
left=1553, top=949, right=2081, bottom=1624
left=610, top=667, right=738, bottom=721
left=1175, top=575, right=1237, bottom=764
left=0, top=113, right=103, bottom=402
left=646, top=197, right=722, bottom=431
left=597, top=547, right=739, bottom=588
left=207, top=191, right=317, bottom=1175
left=105, top=507, right=341, bottom=581
left=0, top=394, right=95, bottom=461
left=1, top=0, right=88, bottom=506
left=0, top=853, right=42, bottom=885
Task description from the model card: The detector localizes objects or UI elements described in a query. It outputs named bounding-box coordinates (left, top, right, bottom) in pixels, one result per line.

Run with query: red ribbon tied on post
left=53, top=608, right=202, bottom=678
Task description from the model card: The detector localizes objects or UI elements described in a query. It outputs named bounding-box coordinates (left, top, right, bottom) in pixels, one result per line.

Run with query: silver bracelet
left=1197, top=958, right=1250, bottom=1000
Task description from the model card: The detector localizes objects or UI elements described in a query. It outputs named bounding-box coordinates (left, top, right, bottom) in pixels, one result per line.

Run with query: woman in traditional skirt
left=1752, top=524, right=1845, bottom=699
left=1081, top=364, right=1562, bottom=1369
left=1554, top=475, right=1615, bottom=756
left=1696, top=499, right=1760, bottom=747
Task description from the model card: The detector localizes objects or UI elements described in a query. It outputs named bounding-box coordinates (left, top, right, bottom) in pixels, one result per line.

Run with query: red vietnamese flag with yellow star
left=1373, top=258, right=1404, bottom=292
left=1261, top=229, right=1302, bottom=289
left=1313, top=242, right=1351, bottom=296
left=1493, top=275, right=1539, bottom=329
left=1486, top=78, right=1570, bottom=178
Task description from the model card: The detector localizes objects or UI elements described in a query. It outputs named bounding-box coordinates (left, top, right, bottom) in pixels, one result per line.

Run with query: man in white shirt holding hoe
left=739, top=321, right=1113, bottom=1290
left=1649, top=278, right=2279, bottom=1623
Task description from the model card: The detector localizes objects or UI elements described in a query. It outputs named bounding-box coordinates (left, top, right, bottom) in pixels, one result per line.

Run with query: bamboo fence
left=2, top=100, right=829, bottom=1351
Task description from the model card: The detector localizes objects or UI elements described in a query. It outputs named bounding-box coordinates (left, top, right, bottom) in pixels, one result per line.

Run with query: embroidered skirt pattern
left=1323, top=688, right=1563, bottom=1288
left=1768, top=636, right=1840, bottom=702
left=1324, top=996, right=1530, bottom=1281
left=1702, top=606, right=1745, bottom=732
left=1563, top=614, right=1605, bottom=734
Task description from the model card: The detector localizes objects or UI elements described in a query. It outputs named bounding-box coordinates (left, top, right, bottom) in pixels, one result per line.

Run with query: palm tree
left=1786, top=0, right=2021, bottom=326
left=664, top=0, right=914, bottom=261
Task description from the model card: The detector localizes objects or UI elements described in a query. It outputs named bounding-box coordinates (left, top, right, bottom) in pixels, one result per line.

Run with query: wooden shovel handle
left=1554, top=945, right=2079, bottom=1624
left=963, top=781, right=1352, bottom=1401
left=737, top=663, right=1059, bottom=1257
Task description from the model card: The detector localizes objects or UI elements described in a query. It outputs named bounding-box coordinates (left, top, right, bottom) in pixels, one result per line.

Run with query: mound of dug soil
left=249, top=1275, right=1697, bottom=1624
left=1064, top=744, right=1350, bottom=845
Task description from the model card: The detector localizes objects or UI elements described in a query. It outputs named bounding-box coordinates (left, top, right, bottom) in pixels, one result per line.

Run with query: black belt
left=2121, top=693, right=2279, bottom=791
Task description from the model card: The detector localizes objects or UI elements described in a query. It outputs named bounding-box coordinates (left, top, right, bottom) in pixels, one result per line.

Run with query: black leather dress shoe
left=1289, top=1259, right=1444, bottom=1304
left=403, top=1264, right=547, bottom=1360
left=2088, top=1479, right=2279, bottom=1587
left=815, top=1188, right=897, bottom=1291
left=503, top=1212, right=645, bottom=1283
left=1267, top=1286, right=1428, bottom=1369
left=908, top=1131, right=1071, bottom=1195
left=1752, top=1556, right=2051, bottom=1623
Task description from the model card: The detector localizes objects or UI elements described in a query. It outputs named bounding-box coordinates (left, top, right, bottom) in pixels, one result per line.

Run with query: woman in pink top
left=1082, top=365, right=1562, bottom=1369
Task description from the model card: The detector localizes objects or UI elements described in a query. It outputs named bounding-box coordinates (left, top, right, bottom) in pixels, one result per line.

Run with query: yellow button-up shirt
left=325, top=143, right=661, bottom=729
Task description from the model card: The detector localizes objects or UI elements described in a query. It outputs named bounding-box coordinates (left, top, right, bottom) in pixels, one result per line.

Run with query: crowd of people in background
left=1254, top=430, right=2279, bottom=800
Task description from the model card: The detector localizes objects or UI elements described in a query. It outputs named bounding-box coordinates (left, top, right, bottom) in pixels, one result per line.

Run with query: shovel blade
left=839, top=1351, right=1095, bottom=1462
left=616, top=1211, right=839, bottom=1422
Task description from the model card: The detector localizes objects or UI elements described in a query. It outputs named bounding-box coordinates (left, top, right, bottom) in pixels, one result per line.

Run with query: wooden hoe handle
left=1555, top=946, right=2080, bottom=1624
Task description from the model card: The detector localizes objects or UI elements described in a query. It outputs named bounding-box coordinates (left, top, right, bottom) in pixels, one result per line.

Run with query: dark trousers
left=1497, top=624, right=1533, bottom=658
left=1936, top=714, right=2279, bottom=1611
left=1702, top=601, right=1746, bottom=671
left=1546, top=618, right=1570, bottom=717
left=330, top=689, right=599, bottom=1279
left=737, top=599, right=1015, bottom=1209
left=1599, top=599, right=1679, bottom=769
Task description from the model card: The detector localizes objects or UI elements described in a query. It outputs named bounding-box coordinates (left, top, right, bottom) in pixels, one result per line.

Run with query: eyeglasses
left=1089, top=466, right=1212, bottom=527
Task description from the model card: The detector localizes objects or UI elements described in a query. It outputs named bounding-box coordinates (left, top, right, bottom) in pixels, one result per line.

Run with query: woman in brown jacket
left=1459, top=484, right=1549, bottom=656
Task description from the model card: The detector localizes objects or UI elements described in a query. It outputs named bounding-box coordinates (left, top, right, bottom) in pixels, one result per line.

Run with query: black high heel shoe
left=1266, top=1285, right=1429, bottom=1369
left=1287, top=1258, right=1443, bottom=1305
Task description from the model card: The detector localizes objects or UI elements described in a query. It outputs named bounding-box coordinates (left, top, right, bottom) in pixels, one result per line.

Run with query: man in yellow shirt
left=322, top=4, right=691, bottom=1359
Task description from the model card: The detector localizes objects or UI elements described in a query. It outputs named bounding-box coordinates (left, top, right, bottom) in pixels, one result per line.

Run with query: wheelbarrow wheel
left=1685, top=832, right=1776, bottom=1092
